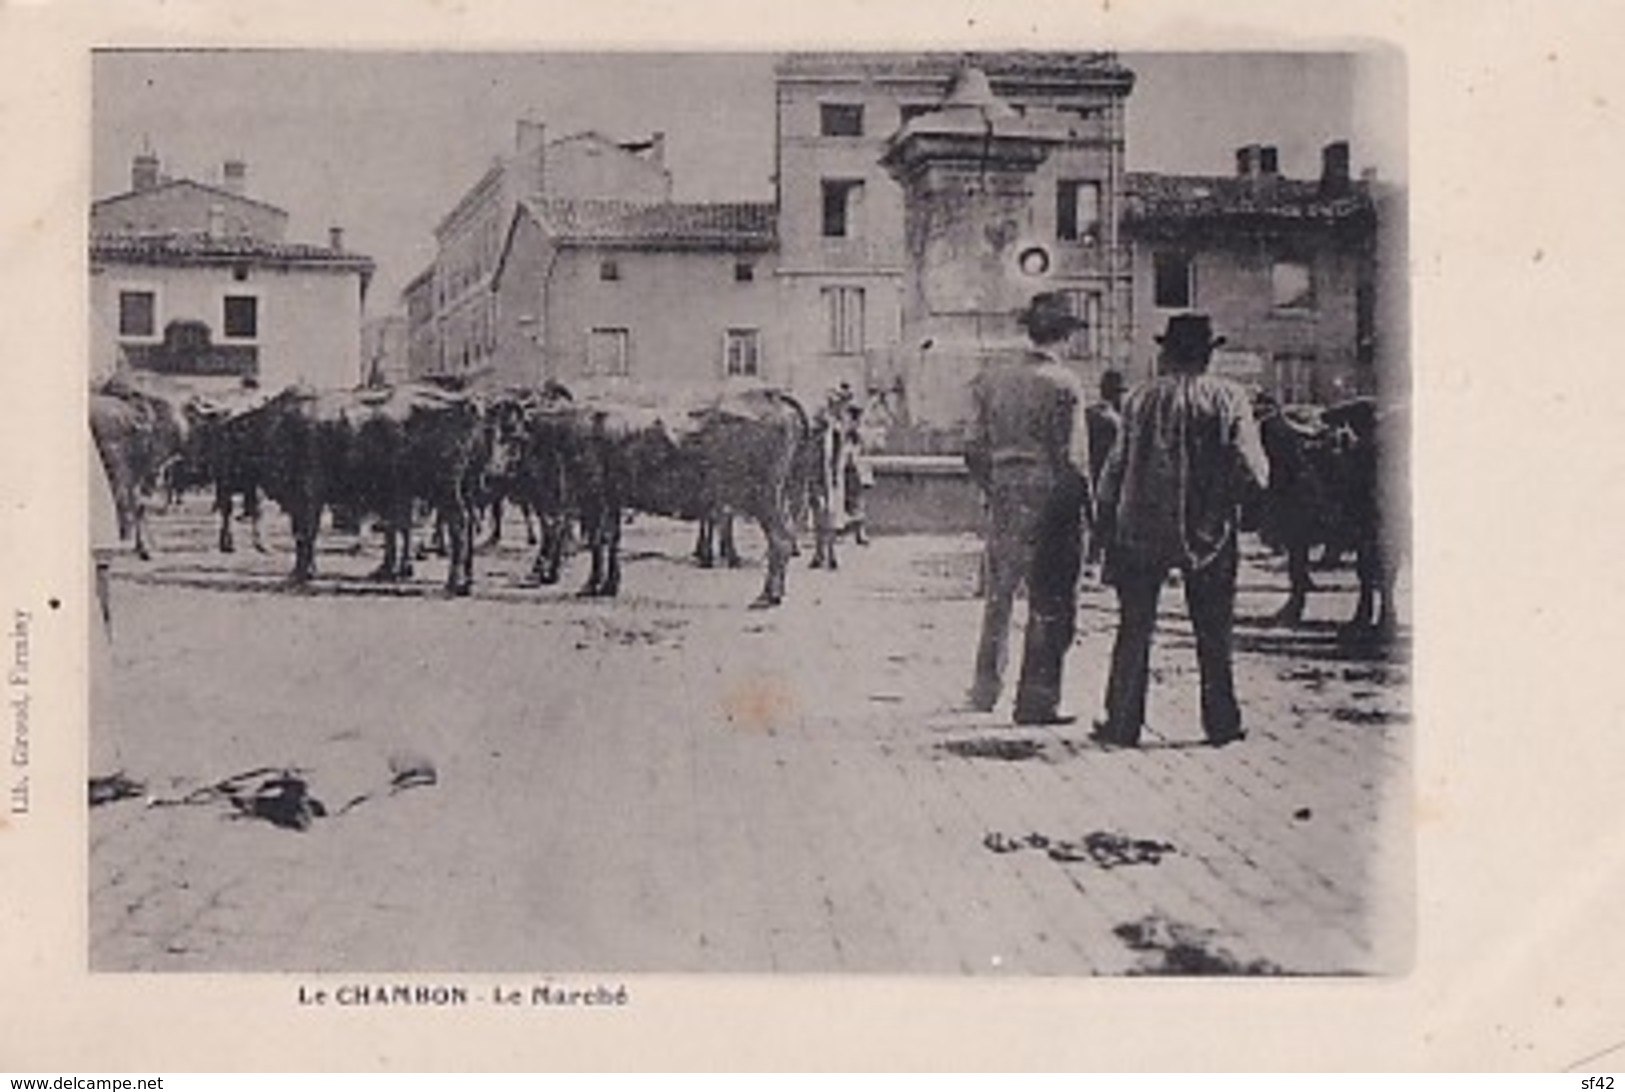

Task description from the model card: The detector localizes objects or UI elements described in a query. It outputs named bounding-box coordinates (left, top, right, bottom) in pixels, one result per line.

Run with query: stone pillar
left=880, top=66, right=1067, bottom=433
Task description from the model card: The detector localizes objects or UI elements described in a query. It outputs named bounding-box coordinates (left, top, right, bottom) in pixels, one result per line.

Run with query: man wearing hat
left=1093, top=313, right=1269, bottom=748
left=963, top=290, right=1094, bottom=725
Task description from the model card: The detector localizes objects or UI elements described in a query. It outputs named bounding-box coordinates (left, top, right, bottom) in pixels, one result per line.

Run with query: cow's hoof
left=726, top=557, right=742, bottom=570
left=748, top=594, right=782, bottom=610
left=367, top=567, right=396, bottom=583
left=448, top=584, right=472, bottom=599
left=220, top=542, right=236, bottom=555
left=810, top=557, right=824, bottom=570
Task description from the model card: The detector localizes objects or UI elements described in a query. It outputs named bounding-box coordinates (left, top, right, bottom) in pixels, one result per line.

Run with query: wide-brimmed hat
left=1016, top=291, right=1086, bottom=340
left=1155, top=313, right=1227, bottom=360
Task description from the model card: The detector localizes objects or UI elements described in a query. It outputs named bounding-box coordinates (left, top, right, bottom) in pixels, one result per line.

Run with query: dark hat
left=1016, top=291, right=1086, bottom=342
left=1155, top=313, right=1226, bottom=360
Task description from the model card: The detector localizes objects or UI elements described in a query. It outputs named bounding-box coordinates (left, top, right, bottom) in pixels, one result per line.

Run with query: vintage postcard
left=2, top=0, right=1622, bottom=1073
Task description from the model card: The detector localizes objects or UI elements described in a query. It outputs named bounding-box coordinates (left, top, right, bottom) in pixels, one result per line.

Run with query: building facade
left=492, top=199, right=777, bottom=392
left=772, top=52, right=1137, bottom=417
left=90, top=153, right=374, bottom=392
left=361, top=314, right=410, bottom=387
left=415, top=120, right=672, bottom=381
left=1123, top=142, right=1383, bottom=402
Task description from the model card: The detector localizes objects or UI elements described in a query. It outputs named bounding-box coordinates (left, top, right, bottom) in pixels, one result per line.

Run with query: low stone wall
left=864, top=455, right=984, bottom=535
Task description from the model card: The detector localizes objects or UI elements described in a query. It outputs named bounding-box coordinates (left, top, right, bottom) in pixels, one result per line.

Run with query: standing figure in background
left=1084, top=368, right=1126, bottom=568
left=964, top=291, right=1094, bottom=726
left=1093, top=314, right=1269, bottom=749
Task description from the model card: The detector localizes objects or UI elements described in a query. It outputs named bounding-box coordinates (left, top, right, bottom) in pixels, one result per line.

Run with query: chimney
left=207, top=203, right=225, bottom=238
left=222, top=159, right=247, bottom=196
left=1259, top=145, right=1280, bottom=176
left=1320, top=140, right=1352, bottom=196
left=514, top=116, right=547, bottom=200
left=648, top=131, right=666, bottom=169
left=328, top=226, right=345, bottom=252
left=1235, top=144, right=1260, bottom=178
left=132, top=151, right=160, bottom=193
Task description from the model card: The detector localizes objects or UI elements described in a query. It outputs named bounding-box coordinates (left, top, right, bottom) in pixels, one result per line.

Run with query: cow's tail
left=769, top=391, right=824, bottom=533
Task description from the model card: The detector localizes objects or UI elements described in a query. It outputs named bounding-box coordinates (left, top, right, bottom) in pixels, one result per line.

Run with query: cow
left=89, top=375, right=190, bottom=560
left=498, top=386, right=812, bottom=607
left=180, top=388, right=272, bottom=554
left=1252, top=394, right=1408, bottom=637
left=240, top=383, right=494, bottom=594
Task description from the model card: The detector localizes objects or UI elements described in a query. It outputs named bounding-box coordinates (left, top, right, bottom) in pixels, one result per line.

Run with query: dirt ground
left=89, top=498, right=1411, bottom=975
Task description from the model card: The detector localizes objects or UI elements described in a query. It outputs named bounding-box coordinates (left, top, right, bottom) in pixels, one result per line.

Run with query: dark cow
left=180, top=388, right=272, bottom=554
left=89, top=376, right=189, bottom=560
left=1254, top=394, right=1408, bottom=636
left=499, top=386, right=811, bottom=607
left=241, top=383, right=493, bottom=594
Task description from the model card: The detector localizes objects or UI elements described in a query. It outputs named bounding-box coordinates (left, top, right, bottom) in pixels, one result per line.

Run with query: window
left=588, top=327, right=631, bottom=377
left=1271, top=352, right=1317, bottom=404
left=820, top=103, right=864, bottom=137
left=1153, top=251, right=1194, bottom=309
left=821, top=179, right=864, bottom=239
left=117, top=289, right=157, bottom=340
left=734, top=260, right=755, bottom=283
left=222, top=294, right=259, bottom=341
left=1271, top=260, right=1315, bottom=311
left=1057, top=180, right=1101, bottom=243
left=1061, top=288, right=1103, bottom=359
left=822, top=286, right=865, bottom=356
left=724, top=328, right=761, bottom=378
left=599, top=259, right=621, bottom=282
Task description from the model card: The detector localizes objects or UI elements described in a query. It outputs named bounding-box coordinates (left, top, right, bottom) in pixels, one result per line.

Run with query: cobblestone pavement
left=89, top=501, right=1412, bottom=975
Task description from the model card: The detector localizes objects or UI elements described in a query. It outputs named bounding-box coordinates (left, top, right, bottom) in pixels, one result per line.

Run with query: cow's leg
left=522, top=501, right=538, bottom=546
left=214, top=483, right=236, bottom=553
left=1344, top=537, right=1384, bottom=637
left=246, top=488, right=267, bottom=553
left=374, top=522, right=400, bottom=581
left=1376, top=549, right=1400, bottom=637
left=694, top=516, right=716, bottom=569
left=442, top=502, right=467, bottom=596
left=132, top=499, right=151, bottom=561
left=721, top=512, right=741, bottom=568
left=481, top=496, right=503, bottom=551
left=1269, top=541, right=1310, bottom=626
left=530, top=513, right=564, bottom=585
left=600, top=511, right=622, bottom=597
left=579, top=506, right=607, bottom=597
left=288, top=502, right=318, bottom=585
left=750, top=502, right=793, bottom=609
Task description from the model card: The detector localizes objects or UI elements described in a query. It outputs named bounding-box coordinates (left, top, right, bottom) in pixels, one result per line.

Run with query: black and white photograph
left=83, top=47, right=1412, bottom=977
left=5, top=0, right=1625, bottom=1073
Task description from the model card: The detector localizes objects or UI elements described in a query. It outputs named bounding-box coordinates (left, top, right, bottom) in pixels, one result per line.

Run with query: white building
left=90, top=151, right=374, bottom=392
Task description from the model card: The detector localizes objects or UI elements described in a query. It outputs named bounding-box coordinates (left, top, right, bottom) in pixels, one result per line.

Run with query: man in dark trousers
left=964, top=291, right=1094, bottom=725
left=1084, top=368, right=1126, bottom=567
left=1093, top=314, right=1269, bottom=747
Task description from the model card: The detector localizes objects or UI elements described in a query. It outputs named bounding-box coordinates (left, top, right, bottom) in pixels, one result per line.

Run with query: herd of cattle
left=90, top=371, right=1406, bottom=631
left=91, top=374, right=844, bottom=608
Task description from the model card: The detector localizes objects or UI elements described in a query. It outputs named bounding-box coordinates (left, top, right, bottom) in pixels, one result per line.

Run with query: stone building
left=772, top=52, right=1137, bottom=420
left=90, top=150, right=373, bottom=392
left=1122, top=141, right=1385, bottom=402
left=361, top=313, right=409, bottom=387
left=491, top=198, right=777, bottom=392
left=415, top=120, right=671, bottom=381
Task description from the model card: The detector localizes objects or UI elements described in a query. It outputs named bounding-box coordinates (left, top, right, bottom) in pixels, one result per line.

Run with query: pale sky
left=92, top=50, right=1403, bottom=314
